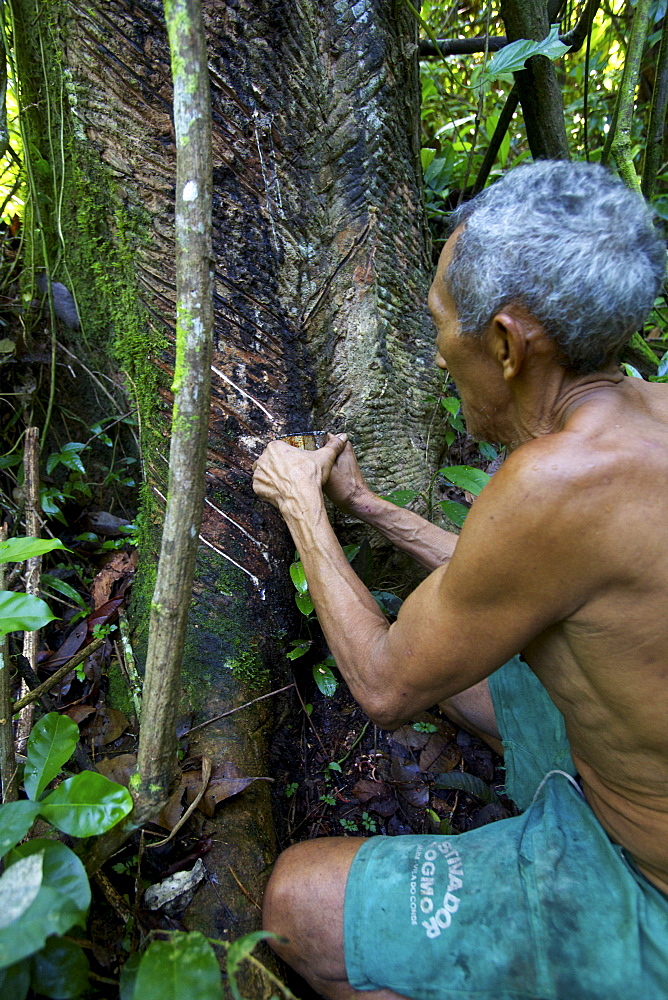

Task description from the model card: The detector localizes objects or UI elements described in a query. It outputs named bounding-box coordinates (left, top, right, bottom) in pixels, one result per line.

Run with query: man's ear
left=488, top=308, right=528, bottom=381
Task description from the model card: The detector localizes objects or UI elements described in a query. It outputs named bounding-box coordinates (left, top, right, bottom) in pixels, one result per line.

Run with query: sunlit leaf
left=41, top=575, right=88, bottom=610
left=342, top=544, right=361, bottom=563
left=39, top=772, right=133, bottom=837
left=24, top=714, right=79, bottom=801
left=380, top=489, right=421, bottom=508
left=622, top=362, right=643, bottom=379
left=0, top=538, right=68, bottom=565
left=483, top=25, right=568, bottom=82
left=133, top=931, right=222, bottom=1000
left=0, top=852, right=44, bottom=929
left=0, top=591, right=57, bottom=637
left=0, top=841, right=90, bottom=970
left=286, top=640, right=311, bottom=661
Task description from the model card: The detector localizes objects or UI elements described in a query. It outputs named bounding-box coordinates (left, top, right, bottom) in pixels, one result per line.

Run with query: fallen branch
left=12, top=633, right=106, bottom=713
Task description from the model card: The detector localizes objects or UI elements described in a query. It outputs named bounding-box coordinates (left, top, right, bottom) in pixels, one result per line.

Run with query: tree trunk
left=13, top=0, right=443, bottom=987
left=500, top=0, right=570, bottom=159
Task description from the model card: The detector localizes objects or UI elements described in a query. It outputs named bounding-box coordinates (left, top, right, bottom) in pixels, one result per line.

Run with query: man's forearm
left=280, top=493, right=396, bottom=721
left=348, top=493, right=459, bottom=570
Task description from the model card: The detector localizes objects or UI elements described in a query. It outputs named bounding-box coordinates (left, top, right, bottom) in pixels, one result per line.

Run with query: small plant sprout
left=285, top=782, right=299, bottom=799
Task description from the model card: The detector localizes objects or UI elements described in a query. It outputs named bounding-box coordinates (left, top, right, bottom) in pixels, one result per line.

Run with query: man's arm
left=253, top=436, right=602, bottom=730
left=324, top=439, right=459, bottom=570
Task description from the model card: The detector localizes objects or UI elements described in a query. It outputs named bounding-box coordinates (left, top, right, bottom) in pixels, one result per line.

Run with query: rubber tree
left=11, top=0, right=445, bottom=981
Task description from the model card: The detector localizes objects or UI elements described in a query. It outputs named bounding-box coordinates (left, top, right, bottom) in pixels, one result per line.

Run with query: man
left=252, top=161, right=668, bottom=1000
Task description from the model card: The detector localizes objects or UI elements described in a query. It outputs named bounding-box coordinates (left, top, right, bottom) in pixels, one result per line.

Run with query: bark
left=499, top=0, right=570, bottom=160
left=13, top=1, right=442, bottom=988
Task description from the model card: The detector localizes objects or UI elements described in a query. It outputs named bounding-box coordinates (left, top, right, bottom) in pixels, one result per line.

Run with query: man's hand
left=252, top=434, right=349, bottom=512
left=323, top=436, right=375, bottom=517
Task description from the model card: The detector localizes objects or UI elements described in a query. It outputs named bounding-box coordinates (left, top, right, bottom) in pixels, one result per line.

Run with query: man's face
left=428, top=230, right=509, bottom=443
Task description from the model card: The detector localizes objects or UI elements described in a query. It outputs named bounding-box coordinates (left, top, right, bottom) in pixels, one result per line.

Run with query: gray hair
left=446, top=161, right=666, bottom=374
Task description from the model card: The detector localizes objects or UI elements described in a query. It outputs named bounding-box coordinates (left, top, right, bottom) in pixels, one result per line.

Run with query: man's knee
left=262, top=838, right=364, bottom=980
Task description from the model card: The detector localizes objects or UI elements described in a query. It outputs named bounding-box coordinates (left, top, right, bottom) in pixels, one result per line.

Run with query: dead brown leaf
left=91, top=550, right=137, bottom=609
left=183, top=761, right=270, bottom=817
left=63, top=705, right=96, bottom=725
left=96, top=753, right=137, bottom=786
left=86, top=707, right=130, bottom=746
left=418, top=734, right=461, bottom=774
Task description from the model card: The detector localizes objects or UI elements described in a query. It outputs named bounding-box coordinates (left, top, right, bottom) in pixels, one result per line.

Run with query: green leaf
left=0, top=959, right=30, bottom=1000
left=0, top=841, right=90, bottom=969
left=46, top=443, right=86, bottom=476
left=658, top=352, right=668, bottom=378
left=41, top=576, right=88, bottom=610
left=0, top=591, right=57, bottom=637
left=0, top=851, right=44, bottom=929
left=436, top=500, right=469, bottom=528
left=313, top=661, right=338, bottom=697
left=477, top=441, right=498, bottom=461
left=0, top=538, right=68, bottom=565
left=289, top=560, right=309, bottom=595
left=286, top=640, right=310, bottom=661
left=227, top=931, right=278, bottom=1000
left=380, top=489, right=421, bottom=508
left=39, top=772, right=133, bottom=837
left=433, top=771, right=500, bottom=804
left=440, top=396, right=460, bottom=416
left=30, top=935, right=89, bottom=999
left=370, top=590, right=403, bottom=617
left=295, top=592, right=314, bottom=616
left=133, top=932, right=222, bottom=1000
left=628, top=330, right=660, bottom=367
left=0, top=800, right=41, bottom=856
left=119, top=953, right=141, bottom=1000
left=439, top=465, right=491, bottom=496
left=342, top=544, right=361, bottom=563
left=483, top=25, right=568, bottom=82
left=24, top=714, right=79, bottom=801
left=622, top=362, right=644, bottom=379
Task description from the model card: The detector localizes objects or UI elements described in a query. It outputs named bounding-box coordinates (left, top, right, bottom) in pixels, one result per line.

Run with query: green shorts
left=343, top=656, right=668, bottom=999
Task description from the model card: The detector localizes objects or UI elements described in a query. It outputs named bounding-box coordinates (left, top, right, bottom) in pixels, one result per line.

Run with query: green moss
left=106, top=658, right=136, bottom=722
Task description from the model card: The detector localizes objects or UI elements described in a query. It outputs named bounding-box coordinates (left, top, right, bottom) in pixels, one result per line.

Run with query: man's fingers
left=323, top=432, right=348, bottom=458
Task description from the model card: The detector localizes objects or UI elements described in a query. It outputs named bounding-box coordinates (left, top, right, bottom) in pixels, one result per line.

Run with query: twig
left=208, top=937, right=300, bottom=1000
left=146, top=756, right=212, bottom=848
left=116, top=610, right=142, bottom=718
left=183, top=683, right=295, bottom=735
left=92, top=871, right=132, bottom=924
left=17, top=427, right=40, bottom=752
left=0, top=523, right=18, bottom=802
left=603, top=0, right=652, bottom=189
left=227, top=864, right=262, bottom=911
left=12, top=633, right=106, bottom=713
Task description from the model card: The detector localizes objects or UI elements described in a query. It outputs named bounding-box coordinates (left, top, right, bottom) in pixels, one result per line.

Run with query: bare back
left=521, top=379, right=668, bottom=891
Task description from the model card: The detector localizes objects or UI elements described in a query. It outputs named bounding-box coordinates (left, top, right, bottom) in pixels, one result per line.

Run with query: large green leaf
left=0, top=851, right=44, bottom=929
left=0, top=958, right=30, bottom=1000
left=30, top=936, right=90, bottom=999
left=482, top=24, right=568, bottom=82
left=24, top=713, right=79, bottom=801
left=295, top=592, right=314, bottom=616
left=438, top=465, right=491, bottom=496
left=0, top=537, right=68, bottom=566
left=39, top=772, right=133, bottom=837
left=0, top=591, right=57, bottom=637
left=0, top=841, right=90, bottom=970
left=0, top=800, right=42, bottom=856
left=119, top=953, right=141, bottom=1000
left=132, top=932, right=222, bottom=1000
